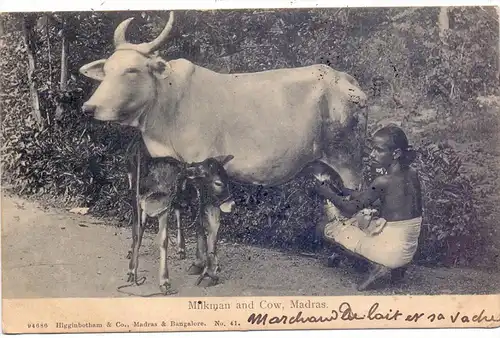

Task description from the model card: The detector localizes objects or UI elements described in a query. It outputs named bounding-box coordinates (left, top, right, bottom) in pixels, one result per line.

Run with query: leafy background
left=1, top=7, right=499, bottom=268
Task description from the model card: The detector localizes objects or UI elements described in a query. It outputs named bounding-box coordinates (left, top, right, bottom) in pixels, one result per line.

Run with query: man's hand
left=313, top=182, right=328, bottom=197
left=313, top=181, right=342, bottom=199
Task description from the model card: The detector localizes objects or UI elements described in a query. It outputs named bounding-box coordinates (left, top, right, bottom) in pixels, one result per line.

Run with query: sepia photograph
left=1, top=1, right=499, bottom=333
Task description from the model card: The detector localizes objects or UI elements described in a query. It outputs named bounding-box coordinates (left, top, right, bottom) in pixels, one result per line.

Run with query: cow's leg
left=390, top=266, right=408, bottom=284
left=187, top=219, right=207, bottom=275
left=320, top=102, right=366, bottom=193
left=174, top=208, right=186, bottom=259
left=126, top=172, right=138, bottom=259
left=127, top=206, right=137, bottom=259
left=196, top=205, right=221, bottom=286
left=302, top=160, right=361, bottom=266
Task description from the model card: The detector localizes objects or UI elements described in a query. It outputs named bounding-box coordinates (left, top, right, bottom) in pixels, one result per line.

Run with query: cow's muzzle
left=81, top=103, right=96, bottom=116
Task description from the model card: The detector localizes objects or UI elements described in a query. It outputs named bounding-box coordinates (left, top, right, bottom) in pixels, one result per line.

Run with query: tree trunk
left=55, top=17, right=69, bottom=120
left=438, top=7, right=450, bottom=38
left=45, top=14, right=52, bottom=86
left=21, top=14, right=43, bottom=127
left=0, top=15, right=5, bottom=36
left=497, top=7, right=500, bottom=85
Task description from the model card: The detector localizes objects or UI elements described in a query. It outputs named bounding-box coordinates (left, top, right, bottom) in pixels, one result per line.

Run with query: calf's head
left=183, top=155, right=235, bottom=213
left=79, top=12, right=175, bottom=124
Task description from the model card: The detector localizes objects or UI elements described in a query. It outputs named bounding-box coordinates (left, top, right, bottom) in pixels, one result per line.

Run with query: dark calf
left=180, top=156, right=236, bottom=287
left=126, top=141, right=235, bottom=294
left=125, top=142, right=189, bottom=261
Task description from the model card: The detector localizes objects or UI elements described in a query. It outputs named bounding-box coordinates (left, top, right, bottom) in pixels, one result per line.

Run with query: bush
left=412, top=143, right=482, bottom=266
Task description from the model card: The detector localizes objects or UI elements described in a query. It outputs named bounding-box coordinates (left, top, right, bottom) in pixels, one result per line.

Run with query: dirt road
left=2, top=192, right=499, bottom=298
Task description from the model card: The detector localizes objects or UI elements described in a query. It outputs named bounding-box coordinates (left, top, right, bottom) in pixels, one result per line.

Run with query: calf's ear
left=214, top=155, right=234, bottom=167
left=79, top=59, right=106, bottom=81
left=150, top=156, right=184, bottom=169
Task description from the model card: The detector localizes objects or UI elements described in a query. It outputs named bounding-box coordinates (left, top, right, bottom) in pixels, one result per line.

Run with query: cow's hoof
left=160, top=282, right=177, bottom=296
left=357, top=265, right=390, bottom=291
left=207, top=275, right=220, bottom=287
left=195, top=268, right=220, bottom=287
left=178, top=251, right=186, bottom=260
left=195, top=275, right=220, bottom=287
left=187, top=264, right=204, bottom=275
left=127, top=272, right=135, bottom=283
left=195, top=274, right=205, bottom=286
left=390, top=267, right=407, bottom=284
left=327, top=253, right=342, bottom=268
left=126, top=251, right=132, bottom=259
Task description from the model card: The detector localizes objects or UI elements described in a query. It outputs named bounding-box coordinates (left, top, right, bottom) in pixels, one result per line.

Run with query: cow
left=125, top=146, right=236, bottom=292
left=79, top=11, right=368, bottom=294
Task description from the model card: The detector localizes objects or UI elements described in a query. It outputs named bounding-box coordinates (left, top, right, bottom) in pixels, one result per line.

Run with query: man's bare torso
left=379, top=168, right=422, bottom=221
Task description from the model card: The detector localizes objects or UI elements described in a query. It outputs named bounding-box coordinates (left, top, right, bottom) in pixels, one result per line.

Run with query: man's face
left=370, top=135, right=395, bottom=169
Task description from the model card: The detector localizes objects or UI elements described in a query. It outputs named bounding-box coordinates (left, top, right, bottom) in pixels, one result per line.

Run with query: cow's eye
left=125, top=68, right=140, bottom=74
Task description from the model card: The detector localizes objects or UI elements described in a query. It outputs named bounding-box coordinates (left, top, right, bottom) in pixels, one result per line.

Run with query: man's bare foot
left=390, top=266, right=407, bottom=284
left=357, top=263, right=390, bottom=291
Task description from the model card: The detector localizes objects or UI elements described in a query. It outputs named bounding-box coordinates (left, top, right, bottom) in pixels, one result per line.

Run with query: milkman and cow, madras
left=78, top=11, right=369, bottom=294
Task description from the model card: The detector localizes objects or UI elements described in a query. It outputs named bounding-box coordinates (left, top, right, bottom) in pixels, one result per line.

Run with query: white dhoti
left=323, top=201, right=422, bottom=269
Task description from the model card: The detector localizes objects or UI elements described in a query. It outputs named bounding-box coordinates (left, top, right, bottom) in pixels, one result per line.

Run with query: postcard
left=1, top=1, right=499, bottom=333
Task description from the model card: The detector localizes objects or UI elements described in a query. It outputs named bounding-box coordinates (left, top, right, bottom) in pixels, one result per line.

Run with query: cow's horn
left=143, top=11, right=174, bottom=53
left=114, top=17, right=134, bottom=47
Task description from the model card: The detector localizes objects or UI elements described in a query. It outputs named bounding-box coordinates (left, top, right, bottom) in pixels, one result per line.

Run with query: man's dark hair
left=374, top=124, right=417, bottom=167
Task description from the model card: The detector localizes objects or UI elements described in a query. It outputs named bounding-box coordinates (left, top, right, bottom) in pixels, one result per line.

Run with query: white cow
left=79, top=11, right=368, bottom=294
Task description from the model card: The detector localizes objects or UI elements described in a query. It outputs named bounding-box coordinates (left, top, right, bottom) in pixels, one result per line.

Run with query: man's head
left=370, top=124, right=416, bottom=169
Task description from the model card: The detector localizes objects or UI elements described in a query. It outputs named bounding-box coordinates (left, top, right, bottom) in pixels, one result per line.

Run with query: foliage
left=412, top=143, right=482, bottom=266
left=1, top=8, right=499, bottom=267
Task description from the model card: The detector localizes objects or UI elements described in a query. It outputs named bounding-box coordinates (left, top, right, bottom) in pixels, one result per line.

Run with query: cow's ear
left=79, top=59, right=106, bottom=81
left=213, top=155, right=234, bottom=167
left=148, top=58, right=170, bottom=79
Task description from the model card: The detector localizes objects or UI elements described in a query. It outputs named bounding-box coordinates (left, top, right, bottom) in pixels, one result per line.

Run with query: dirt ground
left=2, top=191, right=500, bottom=299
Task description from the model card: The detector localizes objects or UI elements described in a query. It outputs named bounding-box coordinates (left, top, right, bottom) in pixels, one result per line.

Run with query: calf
left=125, top=139, right=188, bottom=261
left=126, top=140, right=235, bottom=294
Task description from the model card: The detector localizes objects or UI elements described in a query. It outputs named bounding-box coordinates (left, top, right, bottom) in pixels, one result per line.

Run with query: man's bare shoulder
left=371, top=174, right=391, bottom=190
left=404, top=167, right=421, bottom=181
left=409, top=167, right=420, bottom=177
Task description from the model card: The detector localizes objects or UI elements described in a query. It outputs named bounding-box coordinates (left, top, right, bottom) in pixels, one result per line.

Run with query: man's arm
left=314, top=177, right=386, bottom=217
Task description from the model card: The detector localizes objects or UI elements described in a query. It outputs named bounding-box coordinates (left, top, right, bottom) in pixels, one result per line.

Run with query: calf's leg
left=196, top=205, right=221, bottom=286
left=175, top=209, right=186, bottom=259
left=158, top=211, right=177, bottom=295
left=187, top=219, right=207, bottom=275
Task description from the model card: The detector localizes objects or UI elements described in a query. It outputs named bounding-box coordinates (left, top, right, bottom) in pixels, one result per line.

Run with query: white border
left=0, top=0, right=499, bottom=12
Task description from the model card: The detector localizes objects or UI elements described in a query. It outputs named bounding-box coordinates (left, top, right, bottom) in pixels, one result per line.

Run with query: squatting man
left=314, top=124, right=423, bottom=291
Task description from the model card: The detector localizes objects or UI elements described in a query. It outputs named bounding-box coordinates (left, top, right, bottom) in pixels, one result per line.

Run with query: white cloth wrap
left=324, top=203, right=422, bottom=269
